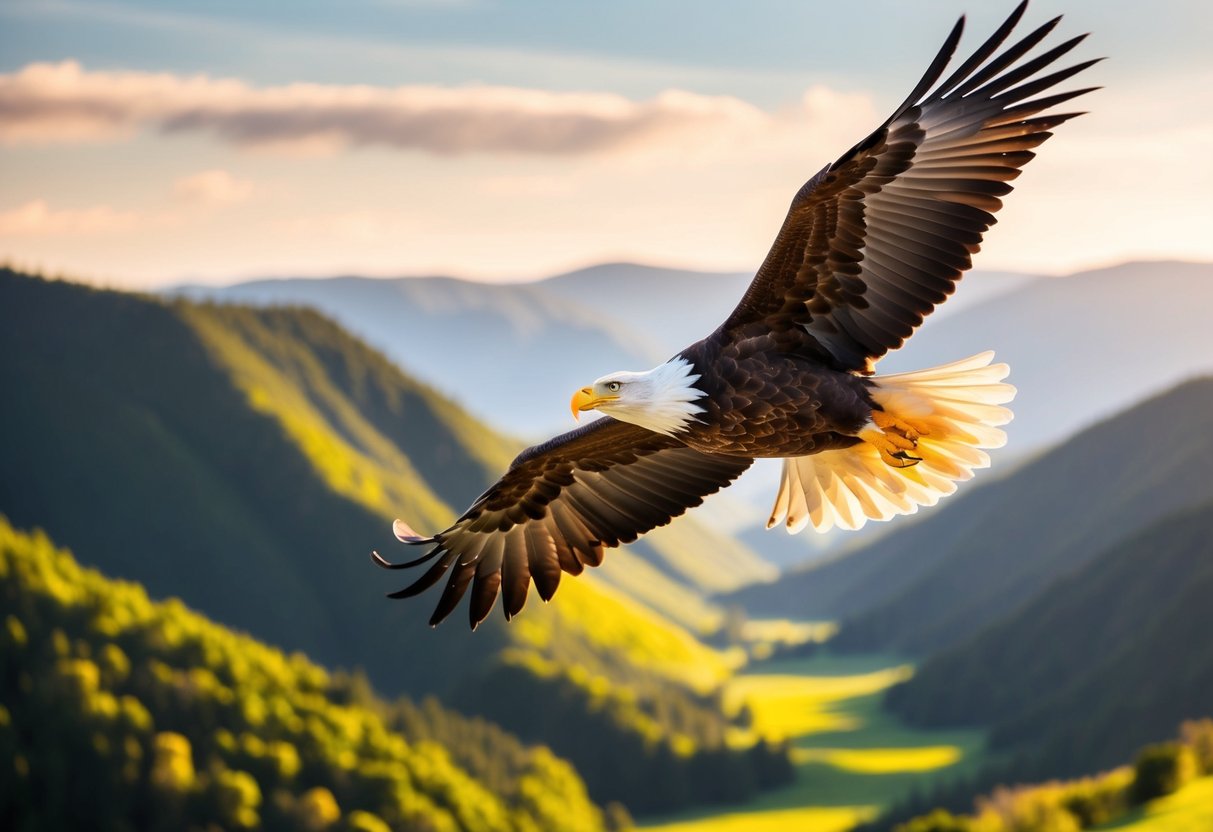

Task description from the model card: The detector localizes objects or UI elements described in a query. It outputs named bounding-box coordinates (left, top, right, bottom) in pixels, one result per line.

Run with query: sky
left=2, top=0, right=1212, bottom=288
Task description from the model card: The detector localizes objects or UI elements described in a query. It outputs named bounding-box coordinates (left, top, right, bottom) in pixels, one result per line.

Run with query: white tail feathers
left=767, top=351, right=1015, bottom=534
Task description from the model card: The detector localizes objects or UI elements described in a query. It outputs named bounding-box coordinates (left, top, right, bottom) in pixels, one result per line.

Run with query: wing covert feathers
left=375, top=417, right=753, bottom=629
left=767, top=352, right=1015, bottom=534
left=725, top=1, right=1098, bottom=371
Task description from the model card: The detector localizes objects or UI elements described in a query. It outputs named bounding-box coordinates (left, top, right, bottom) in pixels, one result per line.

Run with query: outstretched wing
left=723, top=1, right=1099, bottom=372
left=373, top=417, right=753, bottom=629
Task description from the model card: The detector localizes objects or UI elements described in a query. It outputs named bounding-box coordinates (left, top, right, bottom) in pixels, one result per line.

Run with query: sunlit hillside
left=879, top=720, right=1213, bottom=832
left=0, top=516, right=612, bottom=832
left=0, top=268, right=787, bottom=815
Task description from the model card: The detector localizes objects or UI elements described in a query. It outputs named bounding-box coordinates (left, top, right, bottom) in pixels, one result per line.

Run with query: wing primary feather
left=975, top=35, right=1093, bottom=99
left=526, top=523, right=561, bottom=602
left=371, top=545, right=443, bottom=570
left=933, top=0, right=1029, bottom=98
left=430, top=561, right=475, bottom=627
left=501, top=530, right=531, bottom=619
left=392, top=517, right=436, bottom=544
left=469, top=563, right=502, bottom=630
left=948, top=16, right=1062, bottom=98
left=891, top=15, right=967, bottom=117
left=988, top=87, right=1100, bottom=127
left=387, top=550, right=458, bottom=599
left=992, top=58, right=1104, bottom=107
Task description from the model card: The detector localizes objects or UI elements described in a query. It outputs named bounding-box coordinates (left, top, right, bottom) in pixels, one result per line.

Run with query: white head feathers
left=591, top=356, right=707, bottom=436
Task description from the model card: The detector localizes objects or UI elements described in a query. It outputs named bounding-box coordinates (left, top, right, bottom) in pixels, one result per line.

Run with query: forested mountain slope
left=0, top=516, right=611, bottom=832
left=0, top=269, right=787, bottom=814
left=885, top=501, right=1213, bottom=780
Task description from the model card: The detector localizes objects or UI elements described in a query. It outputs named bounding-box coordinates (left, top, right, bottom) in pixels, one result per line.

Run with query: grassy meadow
left=642, top=653, right=987, bottom=832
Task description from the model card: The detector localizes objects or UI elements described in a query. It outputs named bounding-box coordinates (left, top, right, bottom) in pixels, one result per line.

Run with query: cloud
left=0, top=199, right=141, bottom=236
left=0, top=61, right=768, bottom=156
left=173, top=169, right=254, bottom=205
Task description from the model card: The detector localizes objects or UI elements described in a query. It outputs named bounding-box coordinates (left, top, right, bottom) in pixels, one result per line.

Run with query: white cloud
left=173, top=169, right=255, bottom=205
left=0, top=61, right=768, bottom=157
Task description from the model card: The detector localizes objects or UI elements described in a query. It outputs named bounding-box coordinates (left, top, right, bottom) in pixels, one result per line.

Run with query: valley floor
left=640, top=653, right=986, bottom=832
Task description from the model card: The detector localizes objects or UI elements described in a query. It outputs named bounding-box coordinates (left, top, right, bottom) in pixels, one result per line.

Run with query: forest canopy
left=0, top=515, right=615, bottom=832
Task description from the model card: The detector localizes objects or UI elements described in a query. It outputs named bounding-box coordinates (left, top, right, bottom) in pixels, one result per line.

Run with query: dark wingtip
left=371, top=546, right=443, bottom=570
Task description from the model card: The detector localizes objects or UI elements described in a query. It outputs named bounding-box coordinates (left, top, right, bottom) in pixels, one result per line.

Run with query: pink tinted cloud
left=0, top=61, right=767, bottom=156
left=0, top=200, right=142, bottom=236
left=172, top=169, right=255, bottom=205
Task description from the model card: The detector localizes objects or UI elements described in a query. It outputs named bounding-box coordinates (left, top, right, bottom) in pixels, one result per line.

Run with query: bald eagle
left=374, top=1, right=1098, bottom=628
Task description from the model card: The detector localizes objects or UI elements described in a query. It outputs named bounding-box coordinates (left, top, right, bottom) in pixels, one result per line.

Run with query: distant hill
left=0, top=268, right=787, bottom=814
left=723, top=378, right=1213, bottom=653
left=876, top=260, right=1213, bottom=451
left=176, top=263, right=1036, bottom=438
left=0, top=515, right=609, bottom=832
left=884, top=500, right=1213, bottom=778
left=173, top=272, right=663, bottom=439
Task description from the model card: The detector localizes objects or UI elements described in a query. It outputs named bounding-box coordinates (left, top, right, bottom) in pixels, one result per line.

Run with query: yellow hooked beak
left=570, top=387, right=618, bottom=420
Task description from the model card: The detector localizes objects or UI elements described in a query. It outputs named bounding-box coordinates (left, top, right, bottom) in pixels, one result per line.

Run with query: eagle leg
left=860, top=414, right=925, bottom=469
left=871, top=410, right=932, bottom=441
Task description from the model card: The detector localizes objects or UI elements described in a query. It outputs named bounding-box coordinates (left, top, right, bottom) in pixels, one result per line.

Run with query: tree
left=1130, top=743, right=1198, bottom=805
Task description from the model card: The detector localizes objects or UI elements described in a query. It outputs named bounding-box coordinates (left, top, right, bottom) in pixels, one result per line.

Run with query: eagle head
left=570, top=356, right=707, bottom=436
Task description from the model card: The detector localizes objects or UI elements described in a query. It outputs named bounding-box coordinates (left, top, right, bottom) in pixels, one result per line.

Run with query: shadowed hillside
left=724, top=378, right=1213, bottom=655
left=0, top=268, right=788, bottom=814
left=885, top=500, right=1213, bottom=779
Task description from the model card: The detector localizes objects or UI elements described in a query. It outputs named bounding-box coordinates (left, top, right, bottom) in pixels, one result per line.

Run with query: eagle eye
left=606, top=381, right=622, bottom=393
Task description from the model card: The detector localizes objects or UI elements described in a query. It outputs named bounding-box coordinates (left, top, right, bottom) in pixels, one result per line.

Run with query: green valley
left=641, top=655, right=986, bottom=832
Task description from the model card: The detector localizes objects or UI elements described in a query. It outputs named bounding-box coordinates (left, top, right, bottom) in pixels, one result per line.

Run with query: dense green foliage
left=878, top=721, right=1213, bottom=832
left=0, top=516, right=610, bottom=832
left=726, top=377, right=1213, bottom=654
left=885, top=502, right=1213, bottom=780
left=1128, top=744, right=1199, bottom=806
left=0, top=268, right=790, bottom=815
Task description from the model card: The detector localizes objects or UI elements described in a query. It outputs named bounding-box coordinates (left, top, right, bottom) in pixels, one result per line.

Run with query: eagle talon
left=881, top=448, right=922, bottom=468
left=860, top=420, right=925, bottom=469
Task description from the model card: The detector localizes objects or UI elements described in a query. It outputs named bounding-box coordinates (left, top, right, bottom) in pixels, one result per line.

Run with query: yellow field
left=642, top=654, right=986, bottom=832
left=1097, top=776, right=1213, bottom=831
